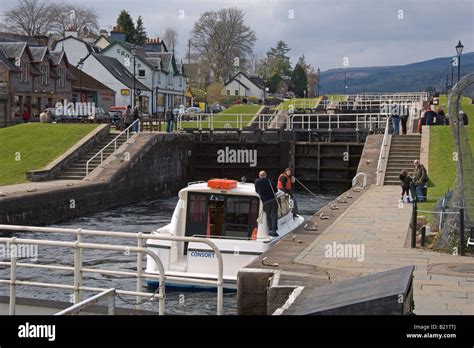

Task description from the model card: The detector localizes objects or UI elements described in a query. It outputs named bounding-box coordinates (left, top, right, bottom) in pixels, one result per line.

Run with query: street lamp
left=455, top=40, right=464, bottom=83
left=131, top=45, right=137, bottom=108
left=263, top=63, right=267, bottom=103
left=76, top=57, right=84, bottom=103
left=317, top=67, right=320, bottom=97
left=344, top=71, right=348, bottom=94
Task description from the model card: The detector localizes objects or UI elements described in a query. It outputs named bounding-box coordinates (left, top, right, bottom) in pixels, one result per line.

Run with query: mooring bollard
left=411, top=200, right=417, bottom=248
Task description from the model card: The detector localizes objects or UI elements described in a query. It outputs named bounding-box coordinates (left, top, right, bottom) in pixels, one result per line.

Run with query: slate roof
left=0, top=42, right=28, bottom=59
left=91, top=53, right=150, bottom=91
left=0, top=48, right=20, bottom=71
left=69, top=64, right=113, bottom=92
left=29, top=47, right=48, bottom=62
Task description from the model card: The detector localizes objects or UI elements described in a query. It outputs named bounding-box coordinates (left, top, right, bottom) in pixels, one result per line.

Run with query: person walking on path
left=400, top=113, right=408, bottom=135
left=391, top=112, right=400, bottom=135
left=165, top=107, right=174, bottom=133
left=132, top=105, right=140, bottom=133
left=399, top=169, right=412, bottom=203
left=124, top=105, right=133, bottom=130
left=410, top=160, right=429, bottom=202
left=255, top=171, right=279, bottom=237
left=22, top=106, right=30, bottom=123
left=278, top=168, right=299, bottom=217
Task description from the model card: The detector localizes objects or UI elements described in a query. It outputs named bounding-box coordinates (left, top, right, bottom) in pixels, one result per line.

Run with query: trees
left=116, top=10, right=135, bottom=43
left=292, top=63, right=308, bottom=97
left=163, top=27, right=178, bottom=51
left=115, top=11, right=148, bottom=45
left=50, top=3, right=99, bottom=37
left=268, top=72, right=282, bottom=94
left=266, top=40, right=292, bottom=76
left=134, top=16, right=147, bottom=45
left=191, top=8, right=256, bottom=82
left=3, top=0, right=54, bottom=35
left=3, top=0, right=99, bottom=38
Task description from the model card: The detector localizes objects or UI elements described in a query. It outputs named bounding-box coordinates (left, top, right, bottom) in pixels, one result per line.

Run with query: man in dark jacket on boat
left=255, top=171, right=279, bottom=237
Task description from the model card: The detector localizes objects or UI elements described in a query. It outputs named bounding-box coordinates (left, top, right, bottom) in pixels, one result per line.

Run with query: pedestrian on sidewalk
left=399, top=170, right=412, bottom=203
left=400, top=113, right=408, bottom=135
left=22, top=106, right=30, bottom=123
left=410, top=160, right=429, bottom=202
left=124, top=105, right=132, bottom=130
left=165, top=107, right=174, bottom=133
left=391, top=112, right=400, bottom=135
left=255, top=171, right=279, bottom=237
left=132, top=105, right=140, bottom=132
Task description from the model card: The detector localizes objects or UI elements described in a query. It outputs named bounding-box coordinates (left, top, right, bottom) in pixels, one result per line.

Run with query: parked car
left=109, top=106, right=127, bottom=129
left=211, top=104, right=226, bottom=114
left=185, top=107, right=203, bottom=114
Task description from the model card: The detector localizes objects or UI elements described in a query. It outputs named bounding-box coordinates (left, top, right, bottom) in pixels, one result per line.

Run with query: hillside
left=320, top=52, right=474, bottom=96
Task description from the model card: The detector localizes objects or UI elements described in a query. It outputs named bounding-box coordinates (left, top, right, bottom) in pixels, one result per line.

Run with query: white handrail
left=55, top=288, right=116, bottom=315
left=85, top=119, right=140, bottom=177
left=376, top=117, right=391, bottom=186
left=286, top=113, right=390, bottom=131
left=352, top=172, right=368, bottom=188
left=0, top=224, right=224, bottom=316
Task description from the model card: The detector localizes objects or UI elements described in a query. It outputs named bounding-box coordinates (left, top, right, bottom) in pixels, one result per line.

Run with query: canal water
left=0, top=191, right=336, bottom=315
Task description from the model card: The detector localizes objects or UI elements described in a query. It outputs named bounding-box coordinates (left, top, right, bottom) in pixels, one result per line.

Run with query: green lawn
left=176, top=104, right=261, bottom=129
left=0, top=123, right=97, bottom=186
left=417, top=119, right=474, bottom=215
left=272, top=98, right=320, bottom=111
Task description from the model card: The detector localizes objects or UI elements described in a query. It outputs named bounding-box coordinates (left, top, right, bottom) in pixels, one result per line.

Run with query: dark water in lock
left=0, top=191, right=336, bottom=315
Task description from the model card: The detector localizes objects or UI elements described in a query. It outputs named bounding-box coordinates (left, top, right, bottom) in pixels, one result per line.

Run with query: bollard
left=411, top=200, right=417, bottom=248
left=459, top=208, right=465, bottom=256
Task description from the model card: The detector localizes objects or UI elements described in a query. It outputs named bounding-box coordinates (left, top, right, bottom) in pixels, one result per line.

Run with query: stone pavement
left=0, top=180, right=86, bottom=197
left=294, top=185, right=474, bottom=315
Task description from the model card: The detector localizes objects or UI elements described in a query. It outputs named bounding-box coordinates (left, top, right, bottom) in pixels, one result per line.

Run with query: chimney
left=109, top=26, right=126, bottom=42
left=144, top=37, right=162, bottom=52
left=65, top=26, right=78, bottom=38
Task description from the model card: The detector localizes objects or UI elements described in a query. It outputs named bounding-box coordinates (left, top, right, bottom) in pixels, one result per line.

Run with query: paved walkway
left=295, top=185, right=474, bottom=315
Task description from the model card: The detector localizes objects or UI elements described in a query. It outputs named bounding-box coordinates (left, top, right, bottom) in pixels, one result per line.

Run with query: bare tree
left=49, top=2, right=99, bottom=38
left=162, top=27, right=178, bottom=52
left=3, top=0, right=54, bottom=35
left=191, top=8, right=256, bottom=82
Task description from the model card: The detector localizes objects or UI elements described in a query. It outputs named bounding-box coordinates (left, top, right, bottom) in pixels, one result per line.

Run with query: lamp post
left=131, top=45, right=137, bottom=108
left=445, top=66, right=450, bottom=92
left=263, top=63, right=267, bottom=103
left=344, top=71, right=348, bottom=94
left=317, top=67, right=320, bottom=97
left=76, top=58, right=84, bottom=103
left=455, top=40, right=464, bottom=83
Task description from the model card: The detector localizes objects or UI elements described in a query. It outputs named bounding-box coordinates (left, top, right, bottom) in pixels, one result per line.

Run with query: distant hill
left=320, top=52, right=474, bottom=97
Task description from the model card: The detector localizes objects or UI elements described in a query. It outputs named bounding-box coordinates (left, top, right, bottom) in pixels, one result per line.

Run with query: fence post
left=411, top=200, right=417, bottom=248
left=460, top=208, right=465, bottom=256
left=9, top=237, right=17, bottom=315
left=74, top=229, right=83, bottom=304
left=136, top=233, right=143, bottom=305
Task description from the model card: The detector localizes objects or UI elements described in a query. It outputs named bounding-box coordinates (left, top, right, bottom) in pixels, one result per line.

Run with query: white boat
left=145, top=179, right=305, bottom=289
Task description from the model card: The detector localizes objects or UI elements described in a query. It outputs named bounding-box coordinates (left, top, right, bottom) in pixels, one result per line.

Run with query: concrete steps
left=56, top=133, right=127, bottom=180
left=384, top=135, right=421, bottom=185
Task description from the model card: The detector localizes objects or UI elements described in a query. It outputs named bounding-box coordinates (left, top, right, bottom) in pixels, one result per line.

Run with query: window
left=179, top=76, right=182, bottom=87
left=58, top=67, right=65, bottom=88
left=20, top=60, right=28, bottom=82
left=40, top=63, right=49, bottom=86
left=157, top=72, right=161, bottom=83
left=138, top=69, right=146, bottom=77
left=235, top=90, right=239, bottom=96
left=227, top=90, right=230, bottom=96
left=139, top=96, right=149, bottom=113
left=167, top=74, right=172, bottom=85
left=185, top=193, right=260, bottom=239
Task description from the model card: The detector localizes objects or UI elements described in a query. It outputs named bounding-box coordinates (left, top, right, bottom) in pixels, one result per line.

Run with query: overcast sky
left=2, top=0, right=473, bottom=70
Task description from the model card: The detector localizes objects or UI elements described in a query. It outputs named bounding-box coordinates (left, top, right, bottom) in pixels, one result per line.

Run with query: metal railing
left=85, top=119, right=140, bottom=176
left=376, top=117, right=391, bottom=186
left=55, top=288, right=116, bottom=315
left=286, top=113, right=390, bottom=131
left=177, top=113, right=262, bottom=131
left=0, top=224, right=224, bottom=315
left=352, top=172, right=367, bottom=188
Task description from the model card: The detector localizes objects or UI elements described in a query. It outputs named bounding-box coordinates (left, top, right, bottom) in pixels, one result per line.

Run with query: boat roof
left=179, top=181, right=282, bottom=199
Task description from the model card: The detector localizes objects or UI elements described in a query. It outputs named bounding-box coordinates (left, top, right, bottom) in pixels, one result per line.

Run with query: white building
left=80, top=53, right=151, bottom=113
left=52, top=34, right=100, bottom=67
left=223, top=72, right=265, bottom=100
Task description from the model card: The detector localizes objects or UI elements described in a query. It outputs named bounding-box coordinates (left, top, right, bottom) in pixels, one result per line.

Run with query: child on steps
left=399, top=170, right=412, bottom=203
